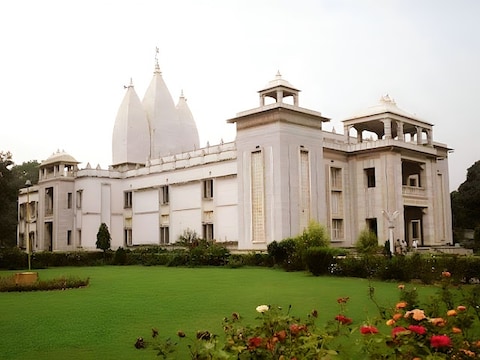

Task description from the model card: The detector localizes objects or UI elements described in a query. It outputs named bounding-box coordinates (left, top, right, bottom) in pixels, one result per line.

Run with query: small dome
left=346, top=95, right=422, bottom=121
left=261, top=71, right=298, bottom=92
left=41, top=150, right=79, bottom=166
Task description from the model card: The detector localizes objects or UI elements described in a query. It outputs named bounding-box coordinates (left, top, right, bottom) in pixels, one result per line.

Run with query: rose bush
left=144, top=272, right=480, bottom=359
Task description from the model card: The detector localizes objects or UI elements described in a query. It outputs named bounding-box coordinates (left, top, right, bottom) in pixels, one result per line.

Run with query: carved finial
left=154, top=47, right=161, bottom=74
left=276, top=70, right=282, bottom=78
left=380, top=94, right=396, bottom=104
left=124, top=78, right=134, bottom=89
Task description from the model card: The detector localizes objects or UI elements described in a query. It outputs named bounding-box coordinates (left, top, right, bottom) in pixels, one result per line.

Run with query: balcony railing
left=402, top=185, right=426, bottom=197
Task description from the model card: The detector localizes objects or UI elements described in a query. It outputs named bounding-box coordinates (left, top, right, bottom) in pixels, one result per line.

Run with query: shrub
left=355, top=228, right=380, bottom=255
left=305, top=246, right=341, bottom=276
left=0, top=275, right=89, bottom=292
left=112, top=247, right=129, bottom=265
left=0, top=247, right=26, bottom=269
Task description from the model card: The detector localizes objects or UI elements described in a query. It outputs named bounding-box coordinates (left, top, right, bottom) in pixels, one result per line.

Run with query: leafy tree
left=0, top=152, right=18, bottom=247
left=11, top=160, right=40, bottom=188
left=96, top=223, right=111, bottom=253
left=451, top=160, right=480, bottom=230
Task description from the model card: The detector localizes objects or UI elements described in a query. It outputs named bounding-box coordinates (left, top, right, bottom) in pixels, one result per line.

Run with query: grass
left=0, top=266, right=437, bottom=360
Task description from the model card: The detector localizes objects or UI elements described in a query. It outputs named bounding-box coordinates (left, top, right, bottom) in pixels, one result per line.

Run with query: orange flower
left=442, top=271, right=451, bottom=278
left=429, top=317, right=446, bottom=327
left=386, top=319, right=396, bottom=326
left=393, top=313, right=403, bottom=321
left=460, top=349, right=476, bottom=357
left=397, top=284, right=405, bottom=290
left=452, top=327, right=462, bottom=334
left=396, top=301, right=407, bottom=309
left=457, top=305, right=467, bottom=312
left=447, top=309, right=457, bottom=317
left=405, top=309, right=426, bottom=321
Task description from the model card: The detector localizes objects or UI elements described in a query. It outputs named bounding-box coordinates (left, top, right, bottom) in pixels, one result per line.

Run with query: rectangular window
left=203, top=223, right=214, bottom=241
left=203, top=179, right=213, bottom=199
left=160, top=226, right=169, bottom=244
left=45, top=187, right=54, bottom=216
left=67, top=230, right=72, bottom=245
left=160, top=186, right=169, bottom=205
left=365, top=168, right=376, bottom=188
left=124, top=191, right=133, bottom=208
left=251, top=150, right=265, bottom=242
left=77, top=230, right=82, bottom=246
left=330, top=167, right=342, bottom=189
left=331, top=192, right=342, bottom=215
left=67, top=193, right=72, bottom=209
left=76, top=190, right=83, bottom=209
left=124, top=228, right=132, bottom=246
left=332, top=219, right=344, bottom=240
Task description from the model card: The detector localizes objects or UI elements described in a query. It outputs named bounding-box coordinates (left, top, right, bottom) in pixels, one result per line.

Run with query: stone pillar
left=357, top=127, right=363, bottom=143
left=259, top=94, right=265, bottom=107
left=416, top=126, right=423, bottom=145
left=293, top=94, right=298, bottom=106
left=426, top=129, right=433, bottom=145
left=383, top=118, right=392, bottom=139
left=276, top=90, right=283, bottom=103
left=396, top=121, right=404, bottom=141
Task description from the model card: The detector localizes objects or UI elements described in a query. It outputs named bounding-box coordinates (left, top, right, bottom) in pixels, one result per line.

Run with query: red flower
left=289, top=324, right=307, bottom=335
left=335, top=315, right=353, bottom=325
left=337, top=297, right=349, bottom=304
left=248, top=337, right=263, bottom=349
left=430, top=335, right=452, bottom=348
left=392, top=326, right=407, bottom=338
left=408, top=325, right=426, bottom=335
left=360, top=325, right=379, bottom=334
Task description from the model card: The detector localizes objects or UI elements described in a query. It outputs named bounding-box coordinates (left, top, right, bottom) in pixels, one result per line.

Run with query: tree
left=451, top=160, right=480, bottom=230
left=96, top=223, right=111, bottom=253
left=355, top=228, right=379, bottom=255
left=0, top=152, right=18, bottom=247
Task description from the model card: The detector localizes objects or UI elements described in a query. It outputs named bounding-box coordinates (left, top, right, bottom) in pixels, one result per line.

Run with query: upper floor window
left=160, top=186, right=169, bottom=205
left=365, top=168, right=376, bottom=188
left=203, top=179, right=213, bottom=199
left=330, top=167, right=342, bottom=189
left=76, top=190, right=83, bottom=209
left=67, top=192, right=72, bottom=209
left=124, top=191, right=133, bottom=208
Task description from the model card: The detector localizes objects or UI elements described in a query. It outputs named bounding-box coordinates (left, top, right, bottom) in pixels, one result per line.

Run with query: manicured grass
left=0, top=266, right=436, bottom=359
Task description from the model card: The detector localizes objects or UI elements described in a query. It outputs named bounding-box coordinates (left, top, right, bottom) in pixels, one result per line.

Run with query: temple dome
left=112, top=82, right=150, bottom=165
left=176, top=91, right=200, bottom=152
left=41, top=150, right=79, bottom=166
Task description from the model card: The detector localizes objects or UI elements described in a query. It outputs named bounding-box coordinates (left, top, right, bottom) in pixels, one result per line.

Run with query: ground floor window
left=160, top=226, right=169, bottom=244
left=203, top=223, right=214, bottom=241
left=125, top=229, right=132, bottom=246
left=332, top=219, right=344, bottom=240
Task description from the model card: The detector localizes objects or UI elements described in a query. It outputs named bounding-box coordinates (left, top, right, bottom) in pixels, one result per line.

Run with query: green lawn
left=0, top=266, right=435, bottom=359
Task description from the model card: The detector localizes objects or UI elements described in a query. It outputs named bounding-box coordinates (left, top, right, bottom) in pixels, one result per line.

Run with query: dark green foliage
left=0, top=246, right=27, bottom=269
left=113, top=247, right=129, bottom=265
left=0, top=275, right=89, bottom=292
left=96, top=223, right=111, bottom=253
left=355, top=228, right=380, bottom=255
left=304, top=247, right=341, bottom=276
left=451, top=160, right=480, bottom=232
left=31, top=251, right=108, bottom=268
left=0, top=152, right=19, bottom=247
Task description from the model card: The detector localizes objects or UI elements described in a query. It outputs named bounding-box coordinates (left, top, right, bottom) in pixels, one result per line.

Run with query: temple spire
left=154, top=47, right=161, bottom=74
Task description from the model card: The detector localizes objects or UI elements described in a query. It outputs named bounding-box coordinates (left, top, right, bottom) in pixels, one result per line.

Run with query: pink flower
left=430, top=334, right=452, bottom=348
left=408, top=325, right=426, bottom=335
left=248, top=337, right=263, bottom=349
left=360, top=325, right=378, bottom=334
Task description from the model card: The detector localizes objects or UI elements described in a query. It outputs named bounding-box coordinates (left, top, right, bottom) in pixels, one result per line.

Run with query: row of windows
left=124, top=224, right=214, bottom=246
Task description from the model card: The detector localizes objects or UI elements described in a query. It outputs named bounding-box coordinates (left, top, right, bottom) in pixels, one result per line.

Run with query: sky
left=1, top=0, right=479, bottom=191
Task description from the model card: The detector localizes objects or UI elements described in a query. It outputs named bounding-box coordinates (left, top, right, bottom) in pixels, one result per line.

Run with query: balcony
left=402, top=186, right=428, bottom=207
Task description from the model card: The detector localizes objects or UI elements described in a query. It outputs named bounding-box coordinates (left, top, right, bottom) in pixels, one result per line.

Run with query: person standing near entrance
left=412, top=239, right=418, bottom=252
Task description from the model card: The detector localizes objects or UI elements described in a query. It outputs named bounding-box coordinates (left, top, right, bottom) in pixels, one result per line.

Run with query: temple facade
left=17, top=63, right=453, bottom=252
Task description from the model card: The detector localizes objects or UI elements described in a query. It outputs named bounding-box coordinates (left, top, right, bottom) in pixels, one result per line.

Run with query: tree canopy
left=451, top=160, right=480, bottom=230
left=96, top=223, right=111, bottom=253
left=0, top=152, right=40, bottom=247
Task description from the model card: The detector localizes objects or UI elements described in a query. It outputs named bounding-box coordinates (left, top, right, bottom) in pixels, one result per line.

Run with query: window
left=67, top=230, right=72, bottom=245
left=251, top=150, right=265, bottom=242
left=160, top=226, right=169, bottom=244
left=330, top=167, right=342, bottom=189
left=77, top=230, right=82, bottom=246
left=203, top=179, right=213, bottom=199
left=45, top=187, right=54, bottom=215
left=125, top=229, right=132, bottom=246
left=124, top=191, right=133, bottom=208
left=67, top=193, right=72, bottom=209
left=332, top=219, right=344, bottom=240
left=331, top=192, right=342, bottom=215
left=76, top=190, right=83, bottom=209
left=365, top=168, right=376, bottom=188
left=203, top=223, right=214, bottom=241
left=160, top=186, right=169, bottom=205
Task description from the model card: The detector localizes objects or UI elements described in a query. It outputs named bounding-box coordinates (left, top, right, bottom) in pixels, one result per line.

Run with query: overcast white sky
left=1, top=0, right=479, bottom=191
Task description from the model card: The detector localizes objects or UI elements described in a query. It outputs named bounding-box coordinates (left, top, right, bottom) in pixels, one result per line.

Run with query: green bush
left=355, top=228, right=380, bottom=255
left=305, top=247, right=341, bottom=276
left=0, top=247, right=27, bottom=269
left=0, top=275, right=89, bottom=292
